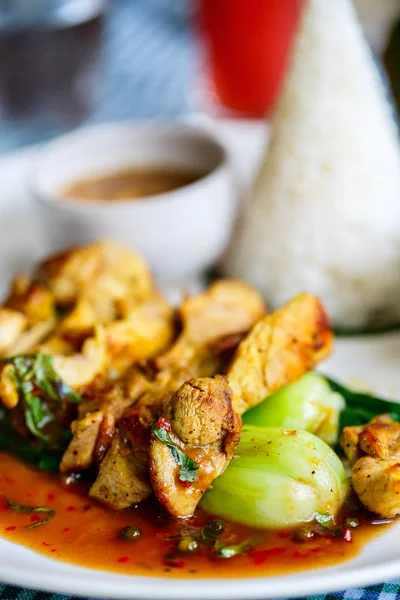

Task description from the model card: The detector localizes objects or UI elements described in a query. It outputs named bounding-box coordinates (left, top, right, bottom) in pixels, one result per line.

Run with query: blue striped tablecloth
left=1, top=581, right=400, bottom=600
left=1, top=1, right=400, bottom=598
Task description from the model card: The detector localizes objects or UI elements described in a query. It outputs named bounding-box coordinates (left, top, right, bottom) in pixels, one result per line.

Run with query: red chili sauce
left=0, top=452, right=390, bottom=578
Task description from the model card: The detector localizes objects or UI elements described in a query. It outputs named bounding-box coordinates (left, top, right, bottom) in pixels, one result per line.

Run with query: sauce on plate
left=62, top=167, right=207, bottom=202
left=0, top=452, right=390, bottom=579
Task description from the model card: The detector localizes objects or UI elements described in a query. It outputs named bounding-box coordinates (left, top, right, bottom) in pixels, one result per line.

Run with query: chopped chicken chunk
left=178, top=279, right=266, bottom=347
left=52, top=326, right=106, bottom=389
left=0, top=308, right=27, bottom=354
left=4, top=317, right=57, bottom=356
left=149, top=376, right=241, bottom=517
left=60, top=366, right=151, bottom=472
left=341, top=415, right=400, bottom=518
left=4, top=279, right=55, bottom=325
left=60, top=411, right=104, bottom=473
left=37, top=336, right=75, bottom=356
left=227, top=293, right=333, bottom=415
left=104, top=295, right=174, bottom=374
left=155, top=279, right=266, bottom=372
left=38, top=241, right=154, bottom=321
left=0, top=277, right=58, bottom=357
left=89, top=429, right=152, bottom=509
left=56, top=298, right=96, bottom=347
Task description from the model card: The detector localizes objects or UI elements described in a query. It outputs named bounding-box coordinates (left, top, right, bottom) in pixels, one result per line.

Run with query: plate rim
left=1, top=531, right=400, bottom=600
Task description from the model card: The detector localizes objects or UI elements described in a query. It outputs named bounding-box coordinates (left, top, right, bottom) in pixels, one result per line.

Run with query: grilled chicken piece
left=89, top=428, right=152, bottom=509
left=0, top=309, right=27, bottom=354
left=178, top=279, right=266, bottom=347
left=56, top=298, right=96, bottom=347
left=341, top=415, right=400, bottom=518
left=81, top=367, right=152, bottom=422
left=155, top=279, right=266, bottom=372
left=63, top=372, right=155, bottom=501
left=68, top=367, right=193, bottom=491
left=4, top=278, right=55, bottom=325
left=149, top=376, right=241, bottom=517
left=54, top=291, right=173, bottom=374
left=4, top=318, right=57, bottom=356
left=38, top=241, right=154, bottom=321
left=104, top=295, right=174, bottom=374
left=0, top=278, right=57, bottom=357
left=60, top=367, right=151, bottom=473
left=341, top=415, right=400, bottom=466
left=52, top=326, right=107, bottom=389
left=37, top=336, right=75, bottom=356
left=227, top=293, right=333, bottom=415
left=60, top=411, right=104, bottom=473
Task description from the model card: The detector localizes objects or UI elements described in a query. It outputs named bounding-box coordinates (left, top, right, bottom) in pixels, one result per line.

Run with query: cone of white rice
left=224, top=0, right=400, bottom=330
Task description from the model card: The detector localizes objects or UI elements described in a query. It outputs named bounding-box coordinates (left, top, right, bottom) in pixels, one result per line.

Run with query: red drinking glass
left=196, top=0, right=305, bottom=118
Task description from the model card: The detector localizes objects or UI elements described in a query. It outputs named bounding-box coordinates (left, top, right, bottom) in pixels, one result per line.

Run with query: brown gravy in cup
left=62, top=167, right=207, bottom=202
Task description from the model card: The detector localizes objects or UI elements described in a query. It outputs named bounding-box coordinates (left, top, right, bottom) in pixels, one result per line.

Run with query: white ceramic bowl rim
left=31, top=121, right=229, bottom=212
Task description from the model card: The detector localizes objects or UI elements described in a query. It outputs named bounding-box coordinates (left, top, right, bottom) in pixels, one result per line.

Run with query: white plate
left=1, top=134, right=400, bottom=599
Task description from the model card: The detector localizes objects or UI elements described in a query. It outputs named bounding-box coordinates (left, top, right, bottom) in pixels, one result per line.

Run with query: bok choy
left=243, top=372, right=400, bottom=445
left=243, top=372, right=345, bottom=445
left=201, top=426, right=349, bottom=529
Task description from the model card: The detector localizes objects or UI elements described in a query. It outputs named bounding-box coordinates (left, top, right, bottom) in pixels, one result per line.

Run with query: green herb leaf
left=4, top=352, right=82, bottom=444
left=324, top=376, right=400, bottom=432
left=26, top=515, right=55, bottom=530
left=7, top=498, right=55, bottom=529
left=315, top=513, right=334, bottom=530
left=153, top=427, right=199, bottom=483
left=179, top=461, right=198, bottom=483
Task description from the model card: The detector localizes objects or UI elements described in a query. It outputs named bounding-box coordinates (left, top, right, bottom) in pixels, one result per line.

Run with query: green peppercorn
left=119, top=526, right=141, bottom=541
left=177, top=538, right=199, bottom=554
left=202, top=520, right=225, bottom=539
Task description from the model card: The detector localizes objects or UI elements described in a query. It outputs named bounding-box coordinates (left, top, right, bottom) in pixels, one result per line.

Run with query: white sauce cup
left=32, top=122, right=235, bottom=285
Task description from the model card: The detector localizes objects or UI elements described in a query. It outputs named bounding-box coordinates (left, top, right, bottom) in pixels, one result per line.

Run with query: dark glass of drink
left=0, top=0, right=105, bottom=132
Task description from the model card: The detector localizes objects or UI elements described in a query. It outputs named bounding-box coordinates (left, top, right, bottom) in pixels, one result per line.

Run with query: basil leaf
left=179, top=460, right=199, bottom=483
left=4, top=352, right=82, bottom=444
left=153, top=427, right=199, bottom=483
left=34, top=354, right=59, bottom=402
left=324, top=376, right=400, bottom=431
left=56, top=379, right=82, bottom=404
left=7, top=498, right=55, bottom=529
